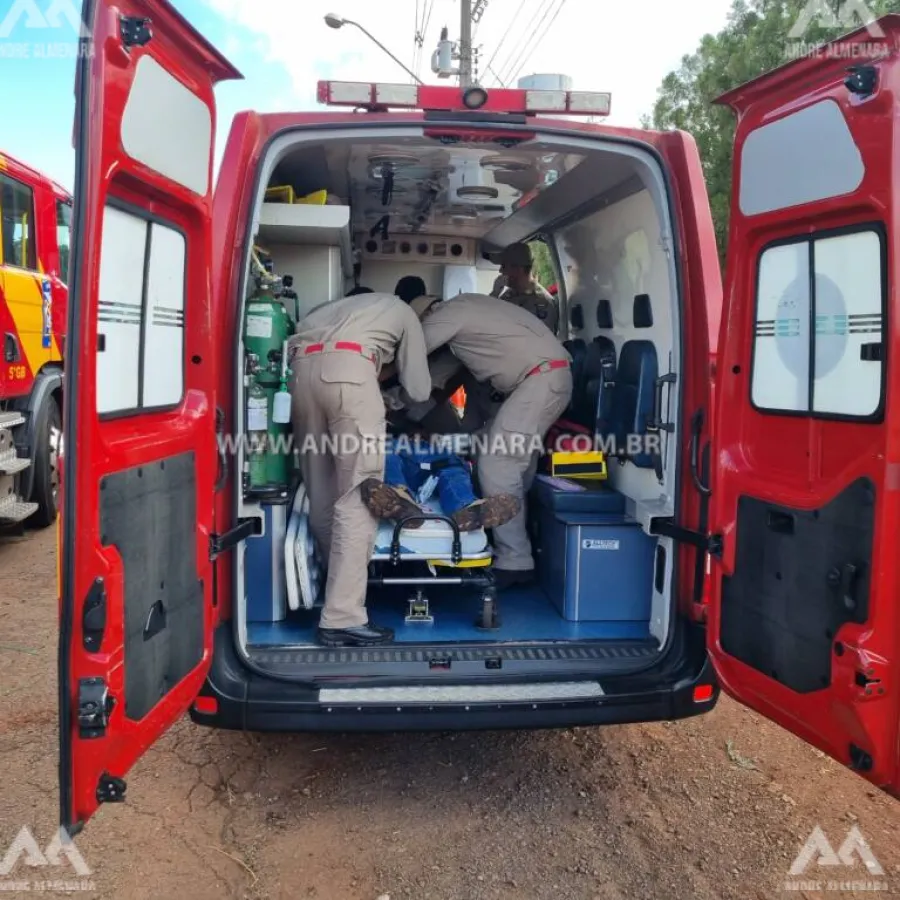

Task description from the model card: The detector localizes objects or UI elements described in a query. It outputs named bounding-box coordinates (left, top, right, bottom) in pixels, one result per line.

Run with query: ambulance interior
left=235, top=128, right=682, bottom=677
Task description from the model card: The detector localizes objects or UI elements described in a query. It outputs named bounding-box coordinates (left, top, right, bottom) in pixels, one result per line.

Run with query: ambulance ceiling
left=273, top=139, right=589, bottom=240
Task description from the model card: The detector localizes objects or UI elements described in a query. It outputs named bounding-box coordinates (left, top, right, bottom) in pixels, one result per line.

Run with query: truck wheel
left=30, top=396, right=62, bottom=528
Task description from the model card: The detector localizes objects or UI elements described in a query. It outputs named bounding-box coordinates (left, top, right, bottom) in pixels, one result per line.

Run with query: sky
left=0, top=0, right=735, bottom=190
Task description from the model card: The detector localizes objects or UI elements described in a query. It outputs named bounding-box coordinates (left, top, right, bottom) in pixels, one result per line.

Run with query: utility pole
left=459, top=0, right=473, bottom=86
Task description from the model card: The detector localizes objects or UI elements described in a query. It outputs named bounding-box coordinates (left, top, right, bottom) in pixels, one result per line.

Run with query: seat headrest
left=596, top=299, right=613, bottom=330
left=634, top=294, right=653, bottom=329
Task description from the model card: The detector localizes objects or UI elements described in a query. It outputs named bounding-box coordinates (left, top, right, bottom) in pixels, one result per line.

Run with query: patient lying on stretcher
left=361, top=447, right=519, bottom=533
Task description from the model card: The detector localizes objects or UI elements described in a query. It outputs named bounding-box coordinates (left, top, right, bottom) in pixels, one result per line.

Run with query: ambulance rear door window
left=96, top=203, right=186, bottom=416
left=751, top=225, right=886, bottom=421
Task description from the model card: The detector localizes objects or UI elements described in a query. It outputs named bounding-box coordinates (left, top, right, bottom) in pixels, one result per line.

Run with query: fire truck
left=59, top=0, right=900, bottom=832
left=0, top=152, right=69, bottom=528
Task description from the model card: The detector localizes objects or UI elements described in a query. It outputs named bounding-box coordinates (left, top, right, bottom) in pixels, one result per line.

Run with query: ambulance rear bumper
left=190, top=623, right=717, bottom=732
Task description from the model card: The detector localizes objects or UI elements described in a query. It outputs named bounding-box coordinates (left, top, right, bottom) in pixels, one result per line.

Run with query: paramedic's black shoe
left=361, top=479, right=424, bottom=529
left=493, top=568, right=535, bottom=591
left=316, top=623, right=395, bottom=647
left=452, top=494, right=520, bottom=532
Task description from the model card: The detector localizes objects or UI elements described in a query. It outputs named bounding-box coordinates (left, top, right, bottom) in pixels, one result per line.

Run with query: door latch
left=77, top=678, right=114, bottom=739
left=82, top=578, right=106, bottom=653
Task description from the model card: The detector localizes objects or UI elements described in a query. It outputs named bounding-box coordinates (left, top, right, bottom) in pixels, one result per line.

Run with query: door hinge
left=96, top=773, right=127, bottom=805
left=209, top=518, right=259, bottom=560
left=82, top=578, right=106, bottom=653
left=119, top=15, right=152, bottom=49
left=77, top=678, right=114, bottom=739
left=650, top=518, right=723, bottom=557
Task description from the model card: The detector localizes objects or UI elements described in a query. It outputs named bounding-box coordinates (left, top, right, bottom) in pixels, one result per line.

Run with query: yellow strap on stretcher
left=429, top=558, right=493, bottom=569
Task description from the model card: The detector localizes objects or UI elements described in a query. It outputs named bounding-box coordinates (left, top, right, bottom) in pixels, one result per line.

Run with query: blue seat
left=584, top=337, right=617, bottom=434
left=607, top=340, right=658, bottom=468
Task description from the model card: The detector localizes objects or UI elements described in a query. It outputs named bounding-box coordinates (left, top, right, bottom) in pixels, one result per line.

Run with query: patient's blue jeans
left=384, top=450, right=476, bottom=516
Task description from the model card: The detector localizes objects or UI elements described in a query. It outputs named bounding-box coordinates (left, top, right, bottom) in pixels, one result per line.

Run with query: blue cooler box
left=536, top=510, right=656, bottom=623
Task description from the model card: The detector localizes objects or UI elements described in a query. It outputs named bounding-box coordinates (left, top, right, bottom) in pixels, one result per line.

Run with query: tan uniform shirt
left=499, top=281, right=559, bottom=332
left=420, top=294, right=569, bottom=395
left=288, top=292, right=431, bottom=403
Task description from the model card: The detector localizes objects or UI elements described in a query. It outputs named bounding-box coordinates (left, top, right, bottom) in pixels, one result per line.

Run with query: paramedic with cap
left=288, top=291, right=432, bottom=647
left=495, top=242, right=559, bottom=333
left=410, top=293, right=572, bottom=588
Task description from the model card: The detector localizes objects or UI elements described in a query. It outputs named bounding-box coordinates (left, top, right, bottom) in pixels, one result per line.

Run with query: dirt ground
left=1, top=528, right=898, bottom=900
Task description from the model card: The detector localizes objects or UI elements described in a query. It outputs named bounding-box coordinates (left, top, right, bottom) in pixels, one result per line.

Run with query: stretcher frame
left=368, top=513, right=501, bottom=631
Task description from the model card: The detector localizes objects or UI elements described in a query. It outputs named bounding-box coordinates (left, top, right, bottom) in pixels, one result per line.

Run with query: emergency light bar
left=317, top=81, right=612, bottom=117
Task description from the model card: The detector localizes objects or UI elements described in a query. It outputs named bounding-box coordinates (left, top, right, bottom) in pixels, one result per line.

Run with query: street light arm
left=342, top=18, right=425, bottom=85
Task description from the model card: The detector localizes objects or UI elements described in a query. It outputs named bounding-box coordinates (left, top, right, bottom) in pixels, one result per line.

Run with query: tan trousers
left=291, top=352, right=385, bottom=629
left=477, top=367, right=572, bottom=571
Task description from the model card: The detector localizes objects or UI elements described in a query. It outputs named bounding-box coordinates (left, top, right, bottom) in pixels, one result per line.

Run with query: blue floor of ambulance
left=247, top=585, right=651, bottom=647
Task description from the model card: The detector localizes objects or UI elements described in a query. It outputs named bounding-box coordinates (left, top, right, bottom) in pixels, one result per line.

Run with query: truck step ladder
left=0, top=412, right=37, bottom=523
left=0, top=496, right=39, bottom=523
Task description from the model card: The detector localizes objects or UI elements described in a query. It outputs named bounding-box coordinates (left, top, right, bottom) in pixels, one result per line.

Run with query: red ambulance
left=59, top=0, right=900, bottom=831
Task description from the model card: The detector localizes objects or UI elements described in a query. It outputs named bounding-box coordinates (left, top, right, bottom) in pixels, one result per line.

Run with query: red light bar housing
left=317, top=81, right=612, bottom=117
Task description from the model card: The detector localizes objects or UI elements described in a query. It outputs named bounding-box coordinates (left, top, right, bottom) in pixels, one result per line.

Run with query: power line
left=493, top=0, right=552, bottom=87
left=482, top=0, right=541, bottom=86
left=503, top=0, right=567, bottom=86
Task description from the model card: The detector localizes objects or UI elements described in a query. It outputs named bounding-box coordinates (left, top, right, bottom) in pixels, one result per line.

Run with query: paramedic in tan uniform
left=410, top=293, right=572, bottom=588
left=493, top=242, right=559, bottom=333
left=288, top=292, right=432, bottom=646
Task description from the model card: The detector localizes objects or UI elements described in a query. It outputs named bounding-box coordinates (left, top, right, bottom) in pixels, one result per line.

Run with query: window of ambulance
left=0, top=173, right=37, bottom=271
left=56, top=199, right=72, bottom=284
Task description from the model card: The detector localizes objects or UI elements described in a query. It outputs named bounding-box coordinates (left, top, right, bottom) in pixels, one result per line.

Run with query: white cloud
left=203, top=0, right=735, bottom=126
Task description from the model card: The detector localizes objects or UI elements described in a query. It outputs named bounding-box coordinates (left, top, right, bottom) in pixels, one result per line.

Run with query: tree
left=529, top=240, right=557, bottom=287
left=647, top=0, right=900, bottom=257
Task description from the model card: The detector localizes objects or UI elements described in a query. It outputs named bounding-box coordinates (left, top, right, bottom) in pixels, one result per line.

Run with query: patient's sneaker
left=452, top=494, right=520, bottom=532
left=361, top=479, right=424, bottom=529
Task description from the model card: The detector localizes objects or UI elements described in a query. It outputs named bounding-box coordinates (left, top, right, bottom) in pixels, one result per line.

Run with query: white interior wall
left=555, top=186, right=680, bottom=646
left=267, top=244, right=347, bottom=321
left=356, top=260, right=499, bottom=298
left=558, top=188, right=678, bottom=506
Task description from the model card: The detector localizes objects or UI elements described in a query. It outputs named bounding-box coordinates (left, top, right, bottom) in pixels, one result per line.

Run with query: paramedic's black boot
left=493, top=569, right=536, bottom=591
left=452, top=494, right=520, bottom=532
left=317, top=623, right=395, bottom=647
left=361, top=479, right=424, bottom=529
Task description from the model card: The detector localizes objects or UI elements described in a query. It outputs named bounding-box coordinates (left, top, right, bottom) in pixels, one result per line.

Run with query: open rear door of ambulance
left=59, top=0, right=240, bottom=831
left=708, top=18, right=900, bottom=799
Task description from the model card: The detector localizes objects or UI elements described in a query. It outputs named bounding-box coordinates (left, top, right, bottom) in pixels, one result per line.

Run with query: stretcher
left=285, top=484, right=501, bottom=629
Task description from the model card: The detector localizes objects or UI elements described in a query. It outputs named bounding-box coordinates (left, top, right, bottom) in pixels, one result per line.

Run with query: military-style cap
left=500, top=242, right=533, bottom=268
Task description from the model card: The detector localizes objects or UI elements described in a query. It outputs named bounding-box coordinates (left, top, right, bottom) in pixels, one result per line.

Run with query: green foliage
left=529, top=240, right=557, bottom=287
left=647, top=0, right=900, bottom=257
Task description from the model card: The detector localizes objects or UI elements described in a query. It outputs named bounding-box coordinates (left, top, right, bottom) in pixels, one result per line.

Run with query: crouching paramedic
left=409, top=294, right=573, bottom=589
left=287, top=292, right=432, bottom=647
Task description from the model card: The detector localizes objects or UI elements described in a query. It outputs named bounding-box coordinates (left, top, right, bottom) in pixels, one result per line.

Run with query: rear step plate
left=249, top=640, right=659, bottom=680
left=319, top=682, right=605, bottom=705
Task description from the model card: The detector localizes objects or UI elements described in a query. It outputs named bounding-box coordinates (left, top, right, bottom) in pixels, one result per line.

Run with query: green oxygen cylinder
left=246, top=355, right=269, bottom=490
left=243, top=272, right=296, bottom=495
